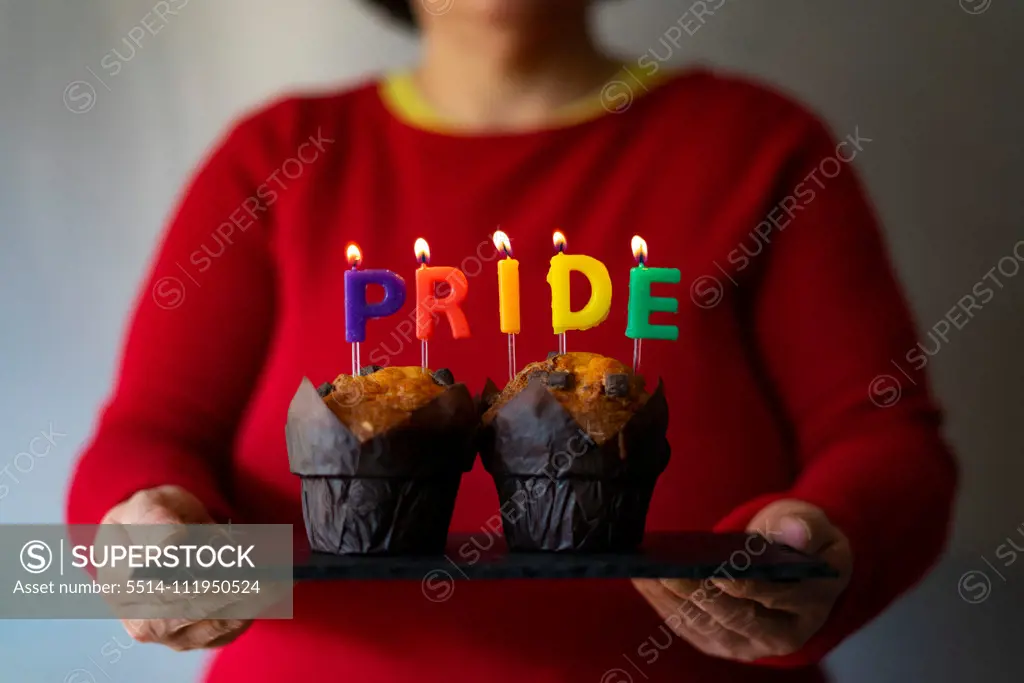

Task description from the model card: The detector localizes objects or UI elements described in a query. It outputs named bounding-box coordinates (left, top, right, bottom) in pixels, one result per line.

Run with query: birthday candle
left=625, top=235, right=680, bottom=341
left=547, top=230, right=613, bottom=334
left=492, top=230, right=521, bottom=334
left=414, top=238, right=471, bottom=340
left=344, top=243, right=407, bottom=343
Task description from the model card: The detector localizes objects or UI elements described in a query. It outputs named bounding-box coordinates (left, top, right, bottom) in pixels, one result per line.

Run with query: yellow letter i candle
left=492, top=229, right=520, bottom=379
left=626, top=235, right=681, bottom=370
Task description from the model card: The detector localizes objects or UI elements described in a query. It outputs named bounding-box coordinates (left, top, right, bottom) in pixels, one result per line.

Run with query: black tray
left=294, top=532, right=838, bottom=582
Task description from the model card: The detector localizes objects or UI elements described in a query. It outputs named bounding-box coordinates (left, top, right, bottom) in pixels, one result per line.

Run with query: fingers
left=652, top=578, right=703, bottom=599
left=111, top=486, right=213, bottom=527
left=711, top=575, right=846, bottom=614
left=709, top=579, right=808, bottom=612
left=682, top=620, right=755, bottom=662
left=659, top=577, right=792, bottom=614
left=164, top=619, right=251, bottom=651
left=656, top=577, right=796, bottom=639
left=102, top=488, right=195, bottom=550
left=631, top=579, right=684, bottom=621
left=150, top=485, right=216, bottom=524
left=126, top=618, right=194, bottom=642
left=633, top=579, right=766, bottom=661
left=126, top=618, right=250, bottom=651
left=688, top=586, right=796, bottom=640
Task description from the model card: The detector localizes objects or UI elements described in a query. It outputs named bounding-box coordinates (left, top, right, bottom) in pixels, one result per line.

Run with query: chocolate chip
left=358, top=365, right=383, bottom=376
left=548, top=371, right=573, bottom=389
left=547, top=351, right=561, bottom=360
left=433, top=368, right=455, bottom=386
left=528, top=370, right=548, bottom=385
left=604, top=373, right=630, bottom=397
left=316, top=382, right=334, bottom=398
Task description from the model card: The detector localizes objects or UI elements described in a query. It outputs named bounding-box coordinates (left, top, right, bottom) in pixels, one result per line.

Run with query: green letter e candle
left=625, top=235, right=681, bottom=341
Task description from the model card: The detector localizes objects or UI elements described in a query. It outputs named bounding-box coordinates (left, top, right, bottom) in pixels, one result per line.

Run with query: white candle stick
left=508, top=333, right=517, bottom=381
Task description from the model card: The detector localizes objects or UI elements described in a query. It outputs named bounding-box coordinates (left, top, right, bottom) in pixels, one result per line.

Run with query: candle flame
left=414, top=237, right=430, bottom=265
left=346, top=243, right=362, bottom=268
left=631, top=235, right=648, bottom=266
left=492, top=230, right=513, bottom=258
left=552, top=230, right=567, bottom=253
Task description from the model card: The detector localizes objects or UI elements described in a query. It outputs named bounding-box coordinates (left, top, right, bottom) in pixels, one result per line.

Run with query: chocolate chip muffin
left=480, top=352, right=670, bottom=552
left=287, top=366, right=476, bottom=555
left=483, top=352, right=648, bottom=445
left=318, top=366, right=451, bottom=442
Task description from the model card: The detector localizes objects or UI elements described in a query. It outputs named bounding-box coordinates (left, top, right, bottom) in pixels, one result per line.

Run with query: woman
left=67, top=0, right=958, bottom=681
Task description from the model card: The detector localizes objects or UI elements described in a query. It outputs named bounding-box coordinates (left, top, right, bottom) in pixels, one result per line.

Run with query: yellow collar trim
left=379, top=64, right=671, bottom=134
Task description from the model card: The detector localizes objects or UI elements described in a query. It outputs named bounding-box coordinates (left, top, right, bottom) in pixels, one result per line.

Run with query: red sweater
left=67, top=68, right=957, bottom=683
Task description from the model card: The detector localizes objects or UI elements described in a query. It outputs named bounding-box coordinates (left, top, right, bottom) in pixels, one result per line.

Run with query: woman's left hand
left=632, top=499, right=853, bottom=663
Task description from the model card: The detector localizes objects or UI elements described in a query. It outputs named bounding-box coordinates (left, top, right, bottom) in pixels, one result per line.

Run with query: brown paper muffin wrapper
left=479, top=379, right=670, bottom=552
left=286, top=378, right=478, bottom=555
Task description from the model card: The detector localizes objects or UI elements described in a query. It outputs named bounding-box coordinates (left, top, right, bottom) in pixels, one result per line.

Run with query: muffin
left=286, top=365, right=476, bottom=555
left=479, top=352, right=670, bottom=552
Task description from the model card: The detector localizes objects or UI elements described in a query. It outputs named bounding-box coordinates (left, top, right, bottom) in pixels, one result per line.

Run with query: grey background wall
left=1, top=0, right=1021, bottom=680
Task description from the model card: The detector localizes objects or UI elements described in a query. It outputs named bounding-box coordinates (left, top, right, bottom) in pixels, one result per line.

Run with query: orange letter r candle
left=414, top=237, right=471, bottom=340
left=415, top=267, right=471, bottom=340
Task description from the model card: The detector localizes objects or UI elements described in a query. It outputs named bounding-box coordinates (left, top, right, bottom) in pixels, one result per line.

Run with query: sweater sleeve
left=66, top=112, right=279, bottom=526
left=713, top=116, right=959, bottom=665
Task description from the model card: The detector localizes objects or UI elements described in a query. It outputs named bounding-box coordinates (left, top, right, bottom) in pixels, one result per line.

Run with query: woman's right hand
left=100, top=485, right=253, bottom=650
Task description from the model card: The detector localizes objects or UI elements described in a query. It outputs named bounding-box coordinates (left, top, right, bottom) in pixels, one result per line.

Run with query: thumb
left=113, top=489, right=193, bottom=548
left=127, top=504, right=189, bottom=548
left=772, top=516, right=813, bottom=551
left=746, top=499, right=834, bottom=554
